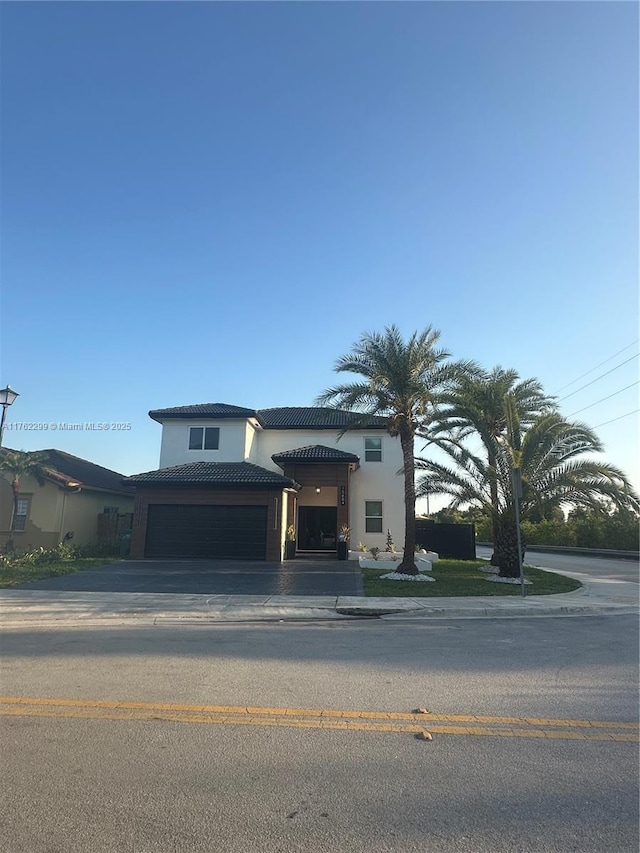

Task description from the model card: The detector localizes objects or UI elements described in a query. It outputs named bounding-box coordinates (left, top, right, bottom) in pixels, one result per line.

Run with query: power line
left=592, top=409, right=639, bottom=429
left=554, top=340, right=638, bottom=393
left=567, top=381, right=640, bottom=417
left=557, top=354, right=639, bottom=402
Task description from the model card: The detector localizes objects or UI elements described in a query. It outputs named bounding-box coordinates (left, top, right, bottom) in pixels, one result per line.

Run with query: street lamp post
left=512, top=467, right=526, bottom=598
left=0, top=386, right=19, bottom=448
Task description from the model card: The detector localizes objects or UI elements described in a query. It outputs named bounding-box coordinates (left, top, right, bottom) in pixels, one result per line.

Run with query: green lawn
left=0, top=558, right=119, bottom=588
left=361, top=559, right=581, bottom=597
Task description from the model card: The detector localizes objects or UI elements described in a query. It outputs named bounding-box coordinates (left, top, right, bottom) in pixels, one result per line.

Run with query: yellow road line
left=0, top=697, right=637, bottom=742
left=0, top=696, right=637, bottom=728
left=0, top=705, right=637, bottom=741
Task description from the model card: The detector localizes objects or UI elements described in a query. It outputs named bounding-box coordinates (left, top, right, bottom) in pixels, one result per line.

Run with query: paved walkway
left=0, top=571, right=636, bottom=625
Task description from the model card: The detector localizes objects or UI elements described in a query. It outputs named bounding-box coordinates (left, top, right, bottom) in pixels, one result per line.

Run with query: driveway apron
left=13, top=558, right=364, bottom=596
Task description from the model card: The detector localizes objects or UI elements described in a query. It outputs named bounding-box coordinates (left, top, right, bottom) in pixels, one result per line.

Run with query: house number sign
left=340, top=486, right=346, bottom=505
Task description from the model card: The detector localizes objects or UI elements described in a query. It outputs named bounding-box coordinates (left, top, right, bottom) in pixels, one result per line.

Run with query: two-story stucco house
left=127, top=403, right=405, bottom=561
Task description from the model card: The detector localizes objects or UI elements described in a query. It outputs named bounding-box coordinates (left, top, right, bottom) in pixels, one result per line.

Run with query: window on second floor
left=189, top=426, right=220, bottom=451
left=12, top=497, right=30, bottom=532
left=364, top=437, right=382, bottom=462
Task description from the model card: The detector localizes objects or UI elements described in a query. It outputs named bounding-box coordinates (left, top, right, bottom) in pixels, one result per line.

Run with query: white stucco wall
left=159, top=419, right=252, bottom=468
left=157, top=419, right=406, bottom=550
left=252, top=428, right=405, bottom=550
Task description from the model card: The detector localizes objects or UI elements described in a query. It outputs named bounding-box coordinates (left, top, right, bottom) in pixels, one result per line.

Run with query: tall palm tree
left=0, top=450, right=49, bottom=529
left=425, top=367, right=555, bottom=562
left=316, top=325, right=471, bottom=574
left=417, top=407, right=639, bottom=576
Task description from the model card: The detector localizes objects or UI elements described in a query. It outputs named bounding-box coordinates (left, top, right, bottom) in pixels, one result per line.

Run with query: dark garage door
left=145, top=504, right=268, bottom=560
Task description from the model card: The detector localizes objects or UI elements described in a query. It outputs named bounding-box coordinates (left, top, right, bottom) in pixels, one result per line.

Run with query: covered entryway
left=145, top=504, right=268, bottom=560
left=297, top=506, right=337, bottom=551
left=273, top=445, right=359, bottom=559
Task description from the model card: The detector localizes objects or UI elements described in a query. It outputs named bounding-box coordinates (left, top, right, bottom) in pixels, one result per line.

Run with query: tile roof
left=125, top=461, right=297, bottom=487
left=0, top=448, right=134, bottom=494
left=272, top=445, right=360, bottom=466
left=257, top=407, right=387, bottom=429
left=149, top=403, right=258, bottom=422
left=148, top=403, right=387, bottom=430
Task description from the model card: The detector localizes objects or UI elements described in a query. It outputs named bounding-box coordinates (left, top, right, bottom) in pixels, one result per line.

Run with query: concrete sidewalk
left=0, top=573, right=637, bottom=626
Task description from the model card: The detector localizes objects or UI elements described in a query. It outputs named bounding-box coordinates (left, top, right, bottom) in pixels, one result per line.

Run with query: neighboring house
left=127, top=403, right=405, bottom=561
left=0, top=449, right=135, bottom=551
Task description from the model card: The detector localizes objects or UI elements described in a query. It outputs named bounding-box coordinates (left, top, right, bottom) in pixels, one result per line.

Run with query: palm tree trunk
left=11, top=476, right=19, bottom=531
left=494, top=513, right=522, bottom=578
left=397, top=425, right=418, bottom=575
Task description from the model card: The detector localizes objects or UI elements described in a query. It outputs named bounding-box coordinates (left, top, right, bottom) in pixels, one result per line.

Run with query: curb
left=0, top=602, right=636, bottom=627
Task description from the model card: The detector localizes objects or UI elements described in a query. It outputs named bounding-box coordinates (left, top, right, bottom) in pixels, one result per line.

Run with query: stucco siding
left=159, top=419, right=250, bottom=468
left=258, top=429, right=405, bottom=549
left=0, top=475, right=63, bottom=550
left=62, top=490, right=134, bottom=546
left=155, top=420, right=406, bottom=552
left=0, top=473, right=133, bottom=551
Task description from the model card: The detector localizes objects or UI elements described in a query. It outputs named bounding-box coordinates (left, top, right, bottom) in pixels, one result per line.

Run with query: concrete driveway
left=13, top=557, right=364, bottom=596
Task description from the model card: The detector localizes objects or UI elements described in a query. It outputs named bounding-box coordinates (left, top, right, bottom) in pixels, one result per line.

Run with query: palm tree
left=425, top=367, right=555, bottom=563
left=316, top=325, right=471, bottom=574
left=0, top=450, right=49, bottom=530
left=417, top=406, right=639, bottom=576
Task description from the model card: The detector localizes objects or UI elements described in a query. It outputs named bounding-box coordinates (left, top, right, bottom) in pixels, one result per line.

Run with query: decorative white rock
left=485, top=575, right=532, bottom=585
left=379, top=571, right=435, bottom=582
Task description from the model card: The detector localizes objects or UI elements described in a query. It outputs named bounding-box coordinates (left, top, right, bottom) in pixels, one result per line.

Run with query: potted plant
left=284, top=525, right=296, bottom=560
left=337, top=524, right=350, bottom=561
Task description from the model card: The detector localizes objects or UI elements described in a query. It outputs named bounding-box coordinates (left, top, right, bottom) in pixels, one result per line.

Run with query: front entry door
left=298, top=506, right=337, bottom=551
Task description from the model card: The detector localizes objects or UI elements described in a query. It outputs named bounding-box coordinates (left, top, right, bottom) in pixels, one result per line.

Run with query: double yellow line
left=0, top=696, right=637, bottom=742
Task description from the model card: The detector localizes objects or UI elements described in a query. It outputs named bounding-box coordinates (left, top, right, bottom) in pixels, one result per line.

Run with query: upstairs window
left=364, top=437, right=382, bottom=462
left=189, top=427, right=220, bottom=450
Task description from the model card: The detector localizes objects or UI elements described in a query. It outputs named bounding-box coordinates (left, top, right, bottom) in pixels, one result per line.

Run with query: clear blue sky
left=1, top=1, right=637, bottom=507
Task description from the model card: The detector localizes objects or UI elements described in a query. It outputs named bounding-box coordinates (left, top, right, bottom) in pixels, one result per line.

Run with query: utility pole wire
left=592, top=410, right=639, bottom=429
left=567, top=382, right=640, bottom=417
left=554, top=340, right=639, bottom=393
left=557, top=354, right=639, bottom=402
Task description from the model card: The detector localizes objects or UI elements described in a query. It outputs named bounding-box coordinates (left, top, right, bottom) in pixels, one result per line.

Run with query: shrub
left=386, top=529, right=395, bottom=552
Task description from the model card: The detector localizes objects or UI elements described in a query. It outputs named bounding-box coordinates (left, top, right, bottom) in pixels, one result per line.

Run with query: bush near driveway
left=361, top=559, right=581, bottom=598
left=0, top=542, right=120, bottom=588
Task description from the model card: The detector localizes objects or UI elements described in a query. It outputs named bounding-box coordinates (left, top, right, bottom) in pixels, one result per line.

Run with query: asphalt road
left=1, top=613, right=638, bottom=852
left=477, top=545, right=639, bottom=584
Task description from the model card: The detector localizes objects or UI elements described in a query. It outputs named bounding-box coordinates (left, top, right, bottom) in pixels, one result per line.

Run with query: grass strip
left=361, top=559, right=581, bottom=597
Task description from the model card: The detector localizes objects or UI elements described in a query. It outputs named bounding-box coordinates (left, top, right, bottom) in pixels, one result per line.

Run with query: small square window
left=364, top=437, right=382, bottom=462
left=365, top=500, right=383, bottom=533
left=189, top=427, right=220, bottom=450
